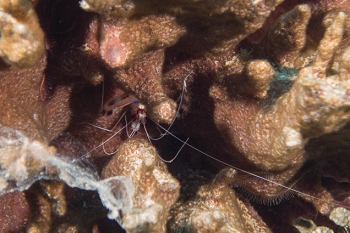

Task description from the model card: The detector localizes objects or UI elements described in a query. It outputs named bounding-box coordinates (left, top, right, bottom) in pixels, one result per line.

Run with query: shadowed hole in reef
left=322, top=176, right=350, bottom=201
left=294, top=218, right=314, bottom=230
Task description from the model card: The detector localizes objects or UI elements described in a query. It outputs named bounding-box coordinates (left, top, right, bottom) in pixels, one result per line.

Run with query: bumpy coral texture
left=0, top=0, right=44, bottom=68
left=102, top=138, right=180, bottom=233
left=168, top=168, right=272, bottom=233
left=1, top=0, right=350, bottom=232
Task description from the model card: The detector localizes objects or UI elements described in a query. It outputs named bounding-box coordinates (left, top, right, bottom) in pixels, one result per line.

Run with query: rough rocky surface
left=0, top=0, right=44, bottom=68
left=1, top=0, right=350, bottom=232
left=102, top=138, right=180, bottom=233
left=168, top=168, right=272, bottom=233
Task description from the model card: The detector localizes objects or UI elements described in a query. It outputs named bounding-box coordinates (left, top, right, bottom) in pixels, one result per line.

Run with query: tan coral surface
left=102, top=138, right=180, bottom=233
left=168, top=168, right=272, bottom=233
left=0, top=0, right=44, bottom=68
left=1, top=0, right=350, bottom=232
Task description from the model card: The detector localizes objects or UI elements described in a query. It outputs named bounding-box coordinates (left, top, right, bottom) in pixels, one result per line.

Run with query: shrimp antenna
left=73, top=119, right=133, bottom=162
left=83, top=109, right=125, bottom=133
left=149, top=117, right=349, bottom=209
left=100, top=80, right=105, bottom=112
left=158, top=137, right=190, bottom=163
left=151, top=70, right=193, bottom=140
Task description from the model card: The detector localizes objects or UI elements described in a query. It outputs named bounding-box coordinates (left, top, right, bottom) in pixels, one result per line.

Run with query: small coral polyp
left=1, top=0, right=350, bottom=232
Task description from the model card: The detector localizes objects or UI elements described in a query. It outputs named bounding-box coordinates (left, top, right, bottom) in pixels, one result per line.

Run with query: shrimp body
left=129, top=102, right=147, bottom=137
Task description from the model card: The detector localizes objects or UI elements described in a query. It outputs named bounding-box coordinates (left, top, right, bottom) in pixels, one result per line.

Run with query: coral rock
left=0, top=0, right=44, bottom=68
left=260, top=4, right=312, bottom=68
left=239, top=59, right=275, bottom=99
left=102, top=138, right=180, bottom=233
left=1, top=0, right=350, bottom=232
left=210, top=11, right=350, bottom=197
left=114, top=49, right=178, bottom=124
left=168, top=168, right=272, bottom=233
left=99, top=15, right=185, bottom=68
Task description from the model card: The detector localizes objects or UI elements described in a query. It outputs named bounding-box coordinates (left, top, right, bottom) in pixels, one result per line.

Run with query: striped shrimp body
left=77, top=73, right=191, bottom=161
left=128, top=101, right=147, bottom=138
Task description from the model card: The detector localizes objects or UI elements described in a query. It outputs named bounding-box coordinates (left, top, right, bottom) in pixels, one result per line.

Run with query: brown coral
left=259, top=4, right=312, bottom=68
left=0, top=192, right=29, bottom=232
left=102, top=138, right=180, bottom=233
left=0, top=0, right=44, bottom=68
left=1, top=0, right=350, bottom=232
left=207, top=11, right=350, bottom=212
left=168, top=168, right=271, bottom=233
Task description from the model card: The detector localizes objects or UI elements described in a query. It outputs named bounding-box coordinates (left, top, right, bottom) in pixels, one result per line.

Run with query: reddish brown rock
left=1, top=0, right=350, bottom=232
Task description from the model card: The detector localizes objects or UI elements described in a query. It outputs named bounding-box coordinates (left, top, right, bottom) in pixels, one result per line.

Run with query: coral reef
left=1, top=0, right=350, bottom=232
left=210, top=10, right=350, bottom=201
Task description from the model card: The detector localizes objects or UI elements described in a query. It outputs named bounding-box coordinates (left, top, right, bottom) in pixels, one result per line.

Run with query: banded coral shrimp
left=73, top=71, right=193, bottom=164
left=72, top=72, right=350, bottom=232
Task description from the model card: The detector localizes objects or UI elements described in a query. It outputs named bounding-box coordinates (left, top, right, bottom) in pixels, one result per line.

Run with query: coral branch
left=239, top=59, right=275, bottom=99
left=314, top=12, right=345, bottom=72
left=261, top=4, right=311, bottom=67
left=0, top=0, right=44, bottom=68
left=168, top=168, right=271, bottom=233
left=102, top=138, right=179, bottom=233
left=99, top=15, right=185, bottom=68
left=114, top=50, right=178, bottom=124
left=212, top=11, right=350, bottom=172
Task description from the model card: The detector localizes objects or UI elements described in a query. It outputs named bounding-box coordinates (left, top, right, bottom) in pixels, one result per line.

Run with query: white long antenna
left=149, top=117, right=348, bottom=209
left=151, top=71, right=193, bottom=140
